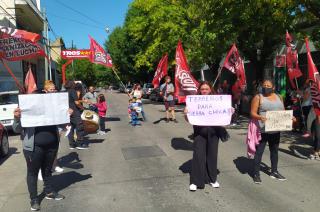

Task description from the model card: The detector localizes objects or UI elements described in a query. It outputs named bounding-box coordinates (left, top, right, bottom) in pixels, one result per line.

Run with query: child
left=95, top=94, right=107, bottom=135
left=129, top=98, right=141, bottom=126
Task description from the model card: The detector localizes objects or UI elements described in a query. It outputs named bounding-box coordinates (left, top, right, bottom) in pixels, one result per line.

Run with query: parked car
left=142, top=83, right=154, bottom=99
left=149, top=88, right=163, bottom=102
left=0, top=123, right=9, bottom=157
left=0, top=91, right=19, bottom=130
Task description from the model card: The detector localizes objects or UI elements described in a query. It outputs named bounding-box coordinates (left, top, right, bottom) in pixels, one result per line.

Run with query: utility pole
left=43, top=8, right=51, bottom=80
left=71, top=40, right=75, bottom=79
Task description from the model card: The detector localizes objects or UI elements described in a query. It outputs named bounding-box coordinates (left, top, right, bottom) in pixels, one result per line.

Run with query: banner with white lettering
left=186, top=95, right=232, bottom=126
left=0, top=35, right=45, bottom=61
left=265, top=110, right=293, bottom=132
left=61, top=49, right=91, bottom=59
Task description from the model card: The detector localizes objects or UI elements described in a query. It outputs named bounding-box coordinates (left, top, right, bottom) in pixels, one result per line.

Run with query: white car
left=0, top=91, right=19, bottom=130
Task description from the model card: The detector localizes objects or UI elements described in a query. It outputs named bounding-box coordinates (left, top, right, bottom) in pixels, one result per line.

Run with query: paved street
left=0, top=90, right=320, bottom=212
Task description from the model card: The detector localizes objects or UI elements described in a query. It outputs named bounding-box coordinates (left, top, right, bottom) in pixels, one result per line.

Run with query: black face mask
left=262, top=87, right=273, bottom=95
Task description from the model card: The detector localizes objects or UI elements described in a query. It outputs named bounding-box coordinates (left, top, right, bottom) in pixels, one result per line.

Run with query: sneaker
left=253, top=175, right=261, bottom=184
left=30, top=199, right=40, bottom=211
left=97, top=131, right=106, bottom=135
left=45, top=192, right=65, bottom=200
left=210, top=181, right=220, bottom=188
left=173, top=119, right=178, bottom=123
left=189, top=184, right=197, bottom=191
left=165, top=118, right=170, bottom=123
left=270, top=171, right=286, bottom=181
left=54, top=166, right=64, bottom=173
left=76, top=143, right=89, bottom=150
left=38, top=170, right=43, bottom=181
left=69, top=144, right=76, bottom=150
left=309, top=154, right=316, bottom=160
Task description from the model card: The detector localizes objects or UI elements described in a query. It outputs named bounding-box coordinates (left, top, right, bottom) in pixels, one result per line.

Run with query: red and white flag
left=24, top=66, right=37, bottom=94
left=223, top=44, right=246, bottom=87
left=0, top=25, right=40, bottom=43
left=152, top=54, right=168, bottom=88
left=306, top=37, right=320, bottom=115
left=174, top=41, right=198, bottom=103
left=89, top=35, right=112, bottom=68
left=275, top=55, right=286, bottom=68
left=285, top=32, right=302, bottom=88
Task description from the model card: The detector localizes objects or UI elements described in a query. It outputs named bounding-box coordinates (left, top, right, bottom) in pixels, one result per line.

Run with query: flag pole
left=1, top=59, right=25, bottom=92
left=212, top=66, right=223, bottom=87
left=294, top=77, right=307, bottom=131
left=111, top=67, right=131, bottom=98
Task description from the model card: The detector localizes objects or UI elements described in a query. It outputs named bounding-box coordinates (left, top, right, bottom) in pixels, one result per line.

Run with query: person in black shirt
left=64, top=80, right=88, bottom=149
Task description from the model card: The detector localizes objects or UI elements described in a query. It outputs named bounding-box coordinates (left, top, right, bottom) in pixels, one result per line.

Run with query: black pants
left=23, top=144, right=58, bottom=200
left=99, top=116, right=105, bottom=131
left=190, top=133, right=219, bottom=188
left=254, top=133, right=280, bottom=175
left=68, top=113, right=85, bottom=146
left=313, top=121, right=320, bottom=152
left=302, top=105, right=312, bottom=130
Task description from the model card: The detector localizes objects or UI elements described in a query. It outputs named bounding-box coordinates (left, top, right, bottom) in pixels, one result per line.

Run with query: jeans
left=254, top=133, right=280, bottom=175
left=99, top=116, right=105, bottom=131
left=23, top=144, right=58, bottom=200
left=190, top=132, right=219, bottom=188
left=68, top=112, right=85, bottom=147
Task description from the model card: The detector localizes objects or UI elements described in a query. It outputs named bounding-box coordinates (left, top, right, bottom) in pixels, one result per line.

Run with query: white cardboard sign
left=186, top=95, right=232, bottom=126
left=265, top=110, right=293, bottom=132
left=18, top=93, right=70, bottom=127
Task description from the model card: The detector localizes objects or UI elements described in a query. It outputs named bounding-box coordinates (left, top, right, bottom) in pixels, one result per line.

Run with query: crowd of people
left=12, top=74, right=320, bottom=210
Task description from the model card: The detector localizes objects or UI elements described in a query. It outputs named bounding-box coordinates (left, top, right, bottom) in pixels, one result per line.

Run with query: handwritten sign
left=186, top=95, right=232, bottom=126
left=19, top=93, right=70, bottom=127
left=265, top=110, right=293, bottom=132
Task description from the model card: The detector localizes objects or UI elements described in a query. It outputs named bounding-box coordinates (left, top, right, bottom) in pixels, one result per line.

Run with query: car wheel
left=0, top=133, right=9, bottom=157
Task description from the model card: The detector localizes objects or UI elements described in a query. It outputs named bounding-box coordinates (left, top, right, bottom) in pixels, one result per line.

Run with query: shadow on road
left=106, top=117, right=121, bottom=122
left=58, top=152, right=83, bottom=170
left=171, top=138, right=193, bottom=151
left=179, top=159, right=192, bottom=174
left=89, top=139, right=105, bottom=144
left=0, top=147, right=20, bottom=166
left=153, top=117, right=167, bottom=124
left=233, top=157, right=271, bottom=178
left=278, top=145, right=310, bottom=159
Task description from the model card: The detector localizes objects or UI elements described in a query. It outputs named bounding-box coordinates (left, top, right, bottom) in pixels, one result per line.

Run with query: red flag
left=0, top=33, right=46, bottom=61
left=306, top=37, right=320, bottom=115
left=24, top=66, right=37, bottom=94
left=0, top=25, right=40, bottom=43
left=237, top=59, right=246, bottom=88
left=285, top=31, right=294, bottom=47
left=223, top=44, right=242, bottom=74
left=89, top=35, right=112, bottom=68
left=174, top=41, right=199, bottom=103
left=152, top=54, right=168, bottom=88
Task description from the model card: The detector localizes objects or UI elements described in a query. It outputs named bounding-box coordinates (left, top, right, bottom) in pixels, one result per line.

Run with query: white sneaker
left=38, top=170, right=43, bottom=181
left=210, top=181, right=220, bottom=188
left=54, top=166, right=64, bottom=173
left=189, top=184, right=197, bottom=191
left=65, top=125, right=71, bottom=137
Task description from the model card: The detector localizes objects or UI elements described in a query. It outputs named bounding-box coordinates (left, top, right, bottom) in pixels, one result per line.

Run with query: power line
left=48, top=13, right=103, bottom=29
left=55, top=0, right=105, bottom=26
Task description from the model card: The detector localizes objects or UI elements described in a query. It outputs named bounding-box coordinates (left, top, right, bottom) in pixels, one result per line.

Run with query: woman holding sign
left=184, top=81, right=226, bottom=191
left=250, top=79, right=291, bottom=184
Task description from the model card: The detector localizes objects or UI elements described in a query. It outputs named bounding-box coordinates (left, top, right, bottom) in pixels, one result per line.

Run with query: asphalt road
left=0, top=90, right=319, bottom=212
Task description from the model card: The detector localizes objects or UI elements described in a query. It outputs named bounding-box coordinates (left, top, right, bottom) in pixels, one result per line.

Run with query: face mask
left=262, top=87, right=273, bottom=95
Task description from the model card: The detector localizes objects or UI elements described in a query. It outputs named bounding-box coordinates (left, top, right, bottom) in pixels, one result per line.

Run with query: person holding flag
left=160, top=76, right=177, bottom=123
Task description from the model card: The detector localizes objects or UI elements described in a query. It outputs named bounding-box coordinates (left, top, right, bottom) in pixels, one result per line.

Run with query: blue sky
left=42, top=0, right=132, bottom=49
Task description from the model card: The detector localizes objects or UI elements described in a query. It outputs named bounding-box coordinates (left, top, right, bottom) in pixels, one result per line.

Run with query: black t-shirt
left=34, top=125, right=58, bottom=147
left=68, top=89, right=80, bottom=112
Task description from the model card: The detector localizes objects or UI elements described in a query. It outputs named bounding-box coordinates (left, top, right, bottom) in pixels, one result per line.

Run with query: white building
left=0, top=0, right=48, bottom=91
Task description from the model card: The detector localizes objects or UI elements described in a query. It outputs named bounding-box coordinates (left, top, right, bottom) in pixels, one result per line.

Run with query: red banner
left=174, top=41, right=198, bottom=103
left=152, top=54, right=168, bottom=88
left=223, top=44, right=242, bottom=74
left=237, top=59, right=246, bottom=88
left=89, top=35, right=112, bottom=68
left=61, top=49, right=91, bottom=59
left=285, top=31, right=293, bottom=48
left=0, top=34, right=45, bottom=61
left=0, top=25, right=40, bottom=43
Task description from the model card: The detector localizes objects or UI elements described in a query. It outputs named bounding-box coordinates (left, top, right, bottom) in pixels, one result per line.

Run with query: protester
left=13, top=81, right=69, bottom=211
left=222, top=80, right=231, bottom=94
left=128, top=97, right=141, bottom=126
left=231, top=80, right=242, bottom=126
left=301, top=80, right=313, bottom=137
left=95, top=94, right=107, bottom=135
left=250, top=79, right=294, bottom=184
left=184, top=81, right=224, bottom=191
left=130, top=83, right=146, bottom=121
left=160, top=76, right=178, bottom=123
left=64, top=80, right=88, bottom=150
left=83, top=86, right=98, bottom=112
